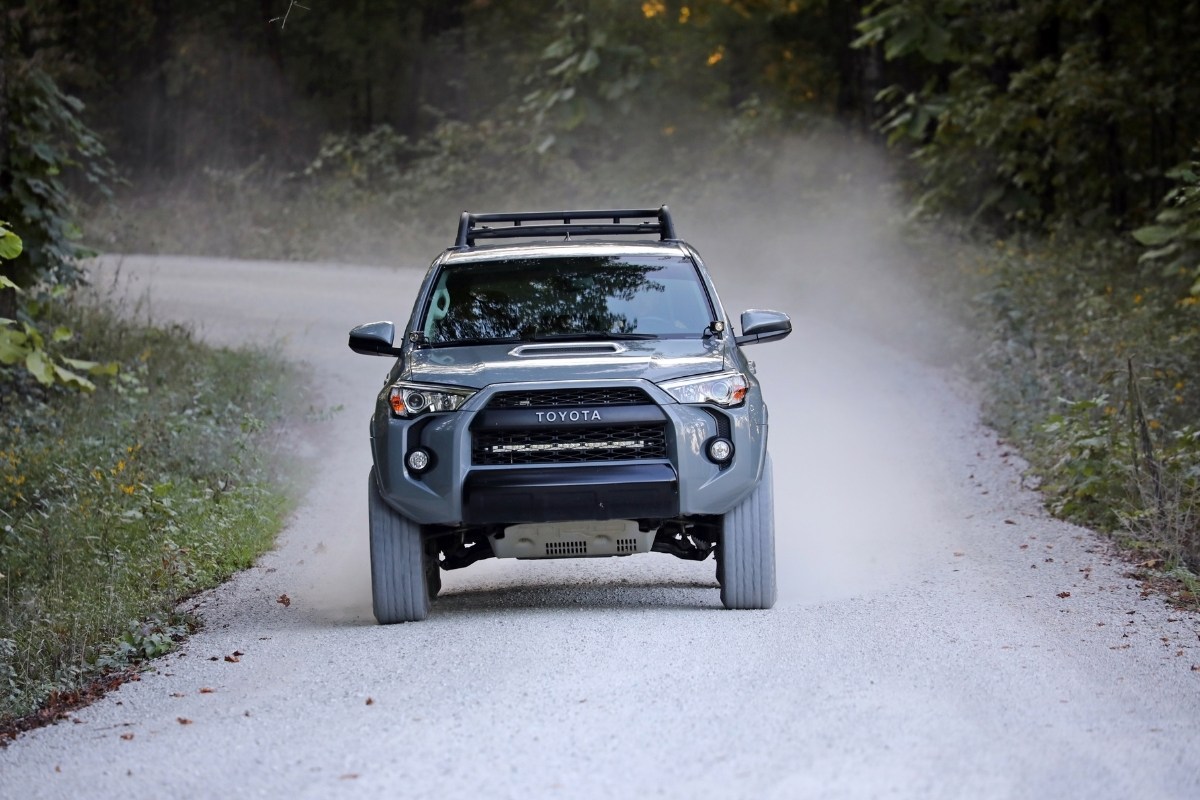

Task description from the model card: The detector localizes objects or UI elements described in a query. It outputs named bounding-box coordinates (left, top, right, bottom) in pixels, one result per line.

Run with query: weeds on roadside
left=0, top=299, right=295, bottom=721
left=947, top=230, right=1200, bottom=580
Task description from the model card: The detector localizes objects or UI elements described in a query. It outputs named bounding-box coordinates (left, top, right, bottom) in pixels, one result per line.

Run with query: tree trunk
left=142, top=0, right=174, bottom=174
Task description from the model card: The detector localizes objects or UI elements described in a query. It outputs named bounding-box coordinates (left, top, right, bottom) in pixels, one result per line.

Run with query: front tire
left=368, top=469, right=433, bottom=623
left=717, top=454, right=777, bottom=610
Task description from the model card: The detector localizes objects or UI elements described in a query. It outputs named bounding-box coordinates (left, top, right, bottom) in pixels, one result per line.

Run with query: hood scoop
left=508, top=341, right=628, bottom=358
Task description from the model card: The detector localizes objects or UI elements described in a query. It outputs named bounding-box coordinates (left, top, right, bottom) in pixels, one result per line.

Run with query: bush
left=952, top=230, right=1200, bottom=572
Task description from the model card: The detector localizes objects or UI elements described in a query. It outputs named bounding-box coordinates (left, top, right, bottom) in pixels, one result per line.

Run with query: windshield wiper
left=522, top=331, right=659, bottom=341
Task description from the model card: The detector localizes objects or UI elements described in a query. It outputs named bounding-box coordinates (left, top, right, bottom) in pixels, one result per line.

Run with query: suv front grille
left=486, top=387, right=652, bottom=409
left=473, top=424, right=667, bottom=465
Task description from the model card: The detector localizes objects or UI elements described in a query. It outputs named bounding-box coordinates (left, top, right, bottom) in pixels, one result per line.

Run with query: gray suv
left=349, top=207, right=790, bottom=622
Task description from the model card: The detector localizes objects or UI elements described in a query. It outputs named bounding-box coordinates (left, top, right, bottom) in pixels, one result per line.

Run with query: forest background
left=1, top=0, right=1199, bottom=720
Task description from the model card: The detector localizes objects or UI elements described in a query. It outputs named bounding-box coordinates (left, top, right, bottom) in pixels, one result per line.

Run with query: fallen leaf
left=177, top=717, right=192, bottom=725
left=170, top=692, right=185, bottom=698
left=224, top=655, right=240, bottom=663
left=1019, top=544, right=1029, bottom=550
left=120, top=733, right=134, bottom=741
left=55, top=766, right=61, bottom=773
left=208, top=656, right=218, bottom=662
left=1004, top=519, right=1016, bottom=525
left=953, top=552, right=965, bottom=557
left=365, top=697, right=374, bottom=706
left=1057, top=591, right=1071, bottom=598
left=233, top=650, right=244, bottom=657
left=340, top=774, right=359, bottom=780
left=277, top=594, right=291, bottom=608
left=199, top=687, right=214, bottom=694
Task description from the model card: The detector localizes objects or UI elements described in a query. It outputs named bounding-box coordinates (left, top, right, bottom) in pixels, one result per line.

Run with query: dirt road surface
left=1, top=253, right=1197, bottom=799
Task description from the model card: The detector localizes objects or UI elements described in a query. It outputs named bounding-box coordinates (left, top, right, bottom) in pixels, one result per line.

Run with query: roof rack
left=453, top=206, right=677, bottom=249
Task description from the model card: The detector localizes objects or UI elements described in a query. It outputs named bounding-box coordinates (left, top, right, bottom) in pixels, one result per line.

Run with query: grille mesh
left=473, top=424, right=667, bottom=465
left=486, top=387, right=652, bottom=409
left=617, top=537, right=639, bottom=553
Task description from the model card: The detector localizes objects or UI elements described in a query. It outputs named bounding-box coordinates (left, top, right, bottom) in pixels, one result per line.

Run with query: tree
left=0, top=5, right=111, bottom=296
left=856, top=0, right=1200, bottom=231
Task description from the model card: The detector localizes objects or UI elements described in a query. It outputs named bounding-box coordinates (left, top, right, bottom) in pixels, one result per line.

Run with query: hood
left=404, top=338, right=728, bottom=388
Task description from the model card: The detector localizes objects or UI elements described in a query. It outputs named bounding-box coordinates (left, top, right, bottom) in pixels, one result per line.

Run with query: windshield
left=419, top=255, right=714, bottom=345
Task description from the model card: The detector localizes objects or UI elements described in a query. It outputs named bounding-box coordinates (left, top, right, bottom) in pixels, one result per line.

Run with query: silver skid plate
left=491, top=520, right=653, bottom=559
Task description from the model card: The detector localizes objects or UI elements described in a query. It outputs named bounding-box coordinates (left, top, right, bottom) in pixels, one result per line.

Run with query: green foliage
left=93, top=615, right=195, bottom=671
left=1133, top=152, right=1200, bottom=298
left=1, top=65, right=112, bottom=288
left=519, top=0, right=653, bottom=156
left=1040, top=395, right=1127, bottom=527
left=858, top=1, right=1200, bottom=231
left=0, top=302, right=296, bottom=721
left=948, top=229, right=1200, bottom=569
left=1, top=223, right=117, bottom=391
left=0, top=225, right=22, bottom=263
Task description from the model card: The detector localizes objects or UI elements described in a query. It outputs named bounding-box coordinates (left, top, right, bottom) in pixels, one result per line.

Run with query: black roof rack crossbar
left=454, top=206, right=677, bottom=248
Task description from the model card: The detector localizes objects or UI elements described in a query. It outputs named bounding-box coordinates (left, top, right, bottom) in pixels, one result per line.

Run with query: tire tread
left=368, top=469, right=431, bottom=623
left=718, top=454, right=777, bottom=610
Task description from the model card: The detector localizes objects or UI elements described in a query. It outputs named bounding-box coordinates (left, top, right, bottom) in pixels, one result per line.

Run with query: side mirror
left=349, top=321, right=403, bottom=357
left=735, top=309, right=791, bottom=346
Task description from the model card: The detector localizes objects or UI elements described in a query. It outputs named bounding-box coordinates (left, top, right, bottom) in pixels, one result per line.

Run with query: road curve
left=1, top=254, right=1197, bottom=799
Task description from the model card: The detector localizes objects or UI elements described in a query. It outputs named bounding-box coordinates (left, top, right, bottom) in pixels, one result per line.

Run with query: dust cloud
left=683, top=137, right=969, bottom=601
left=437, top=131, right=971, bottom=604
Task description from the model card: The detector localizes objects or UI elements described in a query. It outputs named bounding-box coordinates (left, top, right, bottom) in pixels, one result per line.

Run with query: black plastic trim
left=455, top=206, right=677, bottom=248
left=462, top=464, right=679, bottom=524
left=702, top=407, right=734, bottom=472
left=473, top=404, right=666, bottom=430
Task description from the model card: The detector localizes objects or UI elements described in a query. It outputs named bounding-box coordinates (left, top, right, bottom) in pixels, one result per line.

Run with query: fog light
left=406, top=448, right=432, bottom=473
left=706, top=437, right=734, bottom=464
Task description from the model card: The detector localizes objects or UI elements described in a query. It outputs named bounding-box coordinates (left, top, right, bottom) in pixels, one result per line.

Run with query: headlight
left=389, top=382, right=475, bottom=417
left=660, top=371, right=748, bottom=407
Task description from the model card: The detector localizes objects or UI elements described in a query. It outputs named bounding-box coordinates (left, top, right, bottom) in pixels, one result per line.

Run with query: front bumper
left=371, top=378, right=766, bottom=526
left=462, top=463, right=679, bottom=524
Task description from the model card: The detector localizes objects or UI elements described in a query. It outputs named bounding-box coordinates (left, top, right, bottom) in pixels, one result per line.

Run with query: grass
left=0, top=298, right=297, bottom=721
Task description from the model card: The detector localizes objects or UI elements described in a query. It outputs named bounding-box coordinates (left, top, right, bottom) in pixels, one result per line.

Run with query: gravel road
left=1, top=253, right=1197, bottom=799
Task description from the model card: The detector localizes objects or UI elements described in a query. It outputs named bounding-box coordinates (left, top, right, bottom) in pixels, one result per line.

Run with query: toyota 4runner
left=349, top=207, right=791, bottom=622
